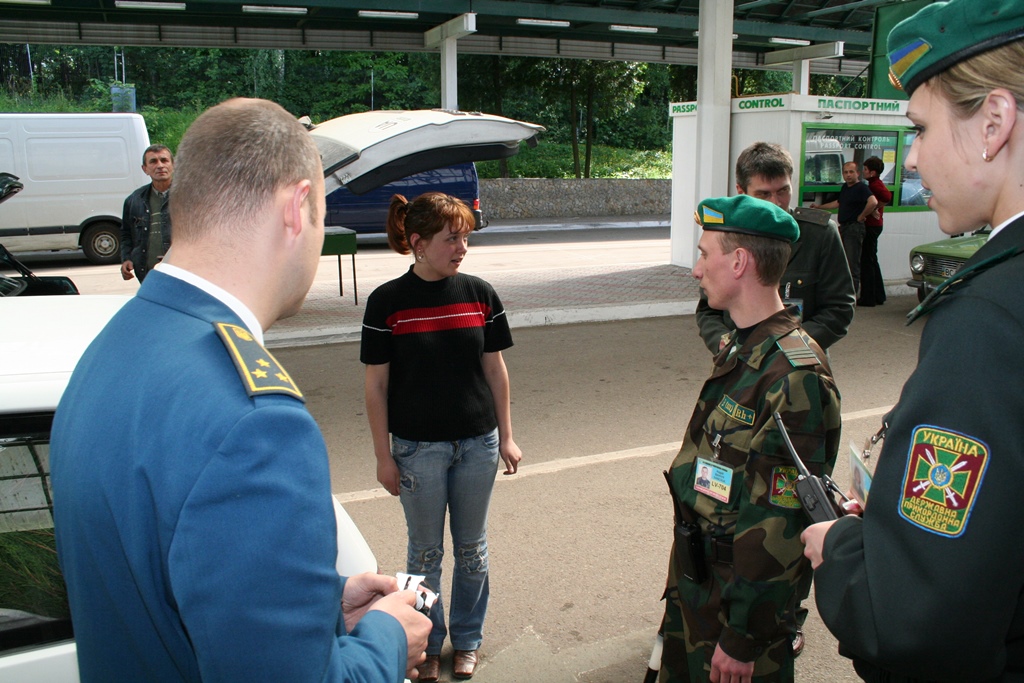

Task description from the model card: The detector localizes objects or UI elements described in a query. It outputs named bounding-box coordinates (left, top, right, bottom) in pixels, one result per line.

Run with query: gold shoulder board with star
left=777, top=332, right=820, bottom=368
left=214, top=322, right=304, bottom=401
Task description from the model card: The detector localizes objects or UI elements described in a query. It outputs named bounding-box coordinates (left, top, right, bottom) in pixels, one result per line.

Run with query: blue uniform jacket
left=51, top=271, right=406, bottom=682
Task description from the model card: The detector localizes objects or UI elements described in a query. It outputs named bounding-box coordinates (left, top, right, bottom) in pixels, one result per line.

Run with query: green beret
left=887, top=0, right=1024, bottom=95
left=694, top=195, right=799, bottom=244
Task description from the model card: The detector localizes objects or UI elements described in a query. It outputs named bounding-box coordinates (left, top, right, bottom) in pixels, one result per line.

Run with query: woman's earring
left=417, top=252, right=424, bottom=261
left=982, top=147, right=993, bottom=162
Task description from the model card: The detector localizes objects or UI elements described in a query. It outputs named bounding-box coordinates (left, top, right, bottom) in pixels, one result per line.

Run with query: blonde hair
left=930, top=40, right=1024, bottom=119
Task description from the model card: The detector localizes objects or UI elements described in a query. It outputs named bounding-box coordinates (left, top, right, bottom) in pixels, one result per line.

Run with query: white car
left=0, top=109, right=543, bottom=681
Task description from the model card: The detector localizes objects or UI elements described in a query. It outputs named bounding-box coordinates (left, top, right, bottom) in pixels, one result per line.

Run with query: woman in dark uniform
left=802, top=1, right=1024, bottom=680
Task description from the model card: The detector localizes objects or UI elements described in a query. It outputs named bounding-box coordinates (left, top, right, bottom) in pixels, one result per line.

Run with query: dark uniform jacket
left=696, top=207, right=856, bottom=352
left=120, top=182, right=172, bottom=279
left=814, top=216, right=1024, bottom=682
left=663, top=308, right=841, bottom=675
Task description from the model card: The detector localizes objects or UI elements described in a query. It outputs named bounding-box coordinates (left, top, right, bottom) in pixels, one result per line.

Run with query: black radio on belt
left=664, top=470, right=707, bottom=584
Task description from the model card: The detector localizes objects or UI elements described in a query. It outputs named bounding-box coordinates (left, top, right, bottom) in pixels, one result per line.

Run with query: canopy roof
left=0, top=0, right=885, bottom=67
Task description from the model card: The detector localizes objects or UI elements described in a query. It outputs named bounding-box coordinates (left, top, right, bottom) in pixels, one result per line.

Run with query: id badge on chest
left=694, top=456, right=732, bottom=503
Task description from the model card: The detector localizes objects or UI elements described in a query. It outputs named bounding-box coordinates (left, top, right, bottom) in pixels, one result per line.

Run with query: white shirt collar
left=154, top=263, right=265, bottom=346
left=988, top=209, right=1024, bottom=241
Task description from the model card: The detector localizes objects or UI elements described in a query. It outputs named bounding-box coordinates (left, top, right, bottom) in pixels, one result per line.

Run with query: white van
left=0, top=113, right=150, bottom=264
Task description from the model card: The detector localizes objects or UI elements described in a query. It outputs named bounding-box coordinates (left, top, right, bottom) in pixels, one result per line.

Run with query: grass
left=0, top=529, right=69, bottom=619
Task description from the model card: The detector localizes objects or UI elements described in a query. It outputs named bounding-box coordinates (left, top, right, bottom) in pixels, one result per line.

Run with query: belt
left=709, top=536, right=733, bottom=565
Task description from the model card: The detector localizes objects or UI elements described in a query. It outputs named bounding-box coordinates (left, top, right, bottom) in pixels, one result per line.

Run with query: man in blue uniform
left=51, top=98, right=430, bottom=682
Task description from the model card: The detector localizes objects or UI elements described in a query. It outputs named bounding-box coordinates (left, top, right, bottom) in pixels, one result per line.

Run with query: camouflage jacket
left=669, top=307, right=842, bottom=658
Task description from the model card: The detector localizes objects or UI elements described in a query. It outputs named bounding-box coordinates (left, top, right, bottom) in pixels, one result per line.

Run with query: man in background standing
left=858, top=156, right=892, bottom=307
left=696, top=142, right=855, bottom=355
left=120, top=144, right=173, bottom=283
left=812, top=162, right=877, bottom=297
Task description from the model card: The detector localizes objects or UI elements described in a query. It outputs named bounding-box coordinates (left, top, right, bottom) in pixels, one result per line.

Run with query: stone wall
left=479, top=178, right=671, bottom=219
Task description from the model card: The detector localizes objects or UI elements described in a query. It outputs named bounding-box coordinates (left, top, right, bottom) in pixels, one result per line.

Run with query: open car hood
left=310, top=110, right=544, bottom=195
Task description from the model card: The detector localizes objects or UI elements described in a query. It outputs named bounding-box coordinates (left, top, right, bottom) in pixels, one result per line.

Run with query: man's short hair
left=719, top=231, right=791, bottom=287
left=735, top=142, right=794, bottom=192
left=170, top=99, right=320, bottom=242
left=864, top=156, right=884, bottom=174
left=142, top=144, right=172, bottom=165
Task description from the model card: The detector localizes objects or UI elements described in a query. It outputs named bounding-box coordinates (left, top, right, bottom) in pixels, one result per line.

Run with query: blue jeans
left=392, top=429, right=500, bottom=654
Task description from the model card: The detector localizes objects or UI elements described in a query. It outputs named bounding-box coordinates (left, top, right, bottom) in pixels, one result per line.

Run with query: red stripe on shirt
left=386, top=302, right=492, bottom=335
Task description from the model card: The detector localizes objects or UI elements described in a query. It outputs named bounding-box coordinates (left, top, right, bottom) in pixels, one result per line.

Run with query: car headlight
left=910, top=253, right=925, bottom=274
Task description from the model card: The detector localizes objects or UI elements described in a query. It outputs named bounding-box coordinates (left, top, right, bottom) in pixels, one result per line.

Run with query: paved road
left=276, top=298, right=922, bottom=683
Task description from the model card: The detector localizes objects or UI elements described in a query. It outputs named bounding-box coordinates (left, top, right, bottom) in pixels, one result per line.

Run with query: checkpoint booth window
left=798, top=123, right=928, bottom=210
left=669, top=93, right=942, bottom=280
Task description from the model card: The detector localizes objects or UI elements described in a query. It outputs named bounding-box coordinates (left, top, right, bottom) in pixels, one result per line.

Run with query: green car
left=907, top=228, right=990, bottom=302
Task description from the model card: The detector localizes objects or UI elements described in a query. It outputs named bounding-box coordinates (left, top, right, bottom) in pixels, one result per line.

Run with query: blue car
left=325, top=162, right=484, bottom=233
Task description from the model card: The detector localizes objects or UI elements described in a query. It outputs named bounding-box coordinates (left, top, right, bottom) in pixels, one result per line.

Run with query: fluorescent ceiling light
left=0, top=0, right=52, bottom=5
left=609, top=24, right=658, bottom=34
left=114, top=0, right=185, bottom=8
left=517, top=18, right=570, bottom=28
left=358, top=10, right=418, bottom=19
left=243, top=4, right=307, bottom=14
left=693, top=30, right=738, bottom=39
left=770, top=37, right=812, bottom=46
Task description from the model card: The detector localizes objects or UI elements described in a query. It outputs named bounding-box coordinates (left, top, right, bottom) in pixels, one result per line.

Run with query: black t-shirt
left=838, top=181, right=873, bottom=224
left=361, top=266, right=513, bottom=441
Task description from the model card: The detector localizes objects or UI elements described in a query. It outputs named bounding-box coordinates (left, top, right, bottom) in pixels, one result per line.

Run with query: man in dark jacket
left=120, top=144, right=173, bottom=283
left=811, top=162, right=878, bottom=297
left=696, top=142, right=855, bottom=354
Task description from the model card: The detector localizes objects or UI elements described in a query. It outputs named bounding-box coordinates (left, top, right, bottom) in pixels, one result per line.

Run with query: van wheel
left=81, top=223, right=121, bottom=265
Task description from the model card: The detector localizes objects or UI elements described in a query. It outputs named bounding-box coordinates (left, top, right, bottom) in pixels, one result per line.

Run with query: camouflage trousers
left=659, top=548, right=796, bottom=683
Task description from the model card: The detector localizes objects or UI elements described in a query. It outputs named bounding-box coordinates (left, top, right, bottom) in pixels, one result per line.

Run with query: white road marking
left=334, top=406, right=895, bottom=504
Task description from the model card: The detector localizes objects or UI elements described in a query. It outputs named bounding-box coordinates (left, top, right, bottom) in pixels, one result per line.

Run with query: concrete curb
left=265, top=299, right=698, bottom=349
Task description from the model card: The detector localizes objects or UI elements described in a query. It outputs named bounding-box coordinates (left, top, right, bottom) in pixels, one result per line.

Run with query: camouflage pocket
left=702, top=411, right=753, bottom=468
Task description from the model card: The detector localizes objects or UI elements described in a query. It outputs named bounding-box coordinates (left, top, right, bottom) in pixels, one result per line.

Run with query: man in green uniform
left=696, top=142, right=855, bottom=354
left=661, top=195, right=842, bottom=683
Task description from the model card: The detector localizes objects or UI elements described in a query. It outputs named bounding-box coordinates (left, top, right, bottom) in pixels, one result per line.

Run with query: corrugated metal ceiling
left=0, top=0, right=890, bottom=69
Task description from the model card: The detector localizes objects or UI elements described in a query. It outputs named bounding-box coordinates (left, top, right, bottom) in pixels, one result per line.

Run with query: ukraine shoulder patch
left=898, top=425, right=988, bottom=537
left=214, top=322, right=304, bottom=401
left=770, top=466, right=801, bottom=509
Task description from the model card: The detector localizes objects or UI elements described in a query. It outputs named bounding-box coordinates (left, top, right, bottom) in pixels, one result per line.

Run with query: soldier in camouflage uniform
left=661, top=195, right=841, bottom=683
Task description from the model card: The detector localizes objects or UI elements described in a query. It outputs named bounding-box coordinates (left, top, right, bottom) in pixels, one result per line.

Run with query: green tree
left=811, top=72, right=867, bottom=98
left=733, top=68, right=792, bottom=96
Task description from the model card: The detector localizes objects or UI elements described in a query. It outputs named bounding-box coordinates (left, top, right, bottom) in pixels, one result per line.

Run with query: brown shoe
left=418, top=654, right=440, bottom=682
left=453, top=649, right=478, bottom=679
